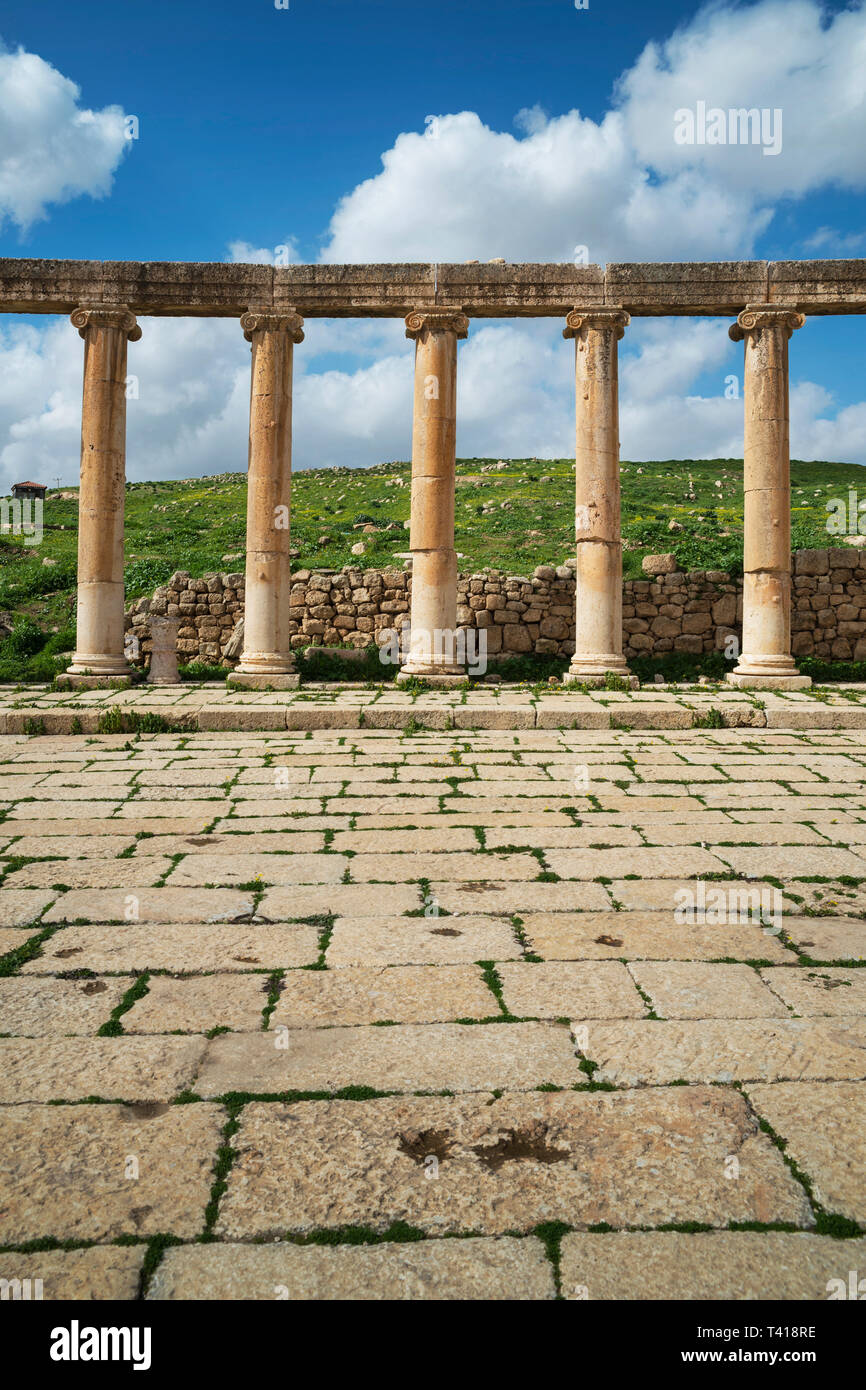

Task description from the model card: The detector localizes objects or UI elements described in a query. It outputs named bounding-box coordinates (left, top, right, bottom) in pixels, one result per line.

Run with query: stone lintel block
left=769, top=258, right=866, bottom=314
left=101, top=260, right=274, bottom=315
left=275, top=262, right=436, bottom=316
left=605, top=261, right=769, bottom=314
left=0, top=257, right=106, bottom=311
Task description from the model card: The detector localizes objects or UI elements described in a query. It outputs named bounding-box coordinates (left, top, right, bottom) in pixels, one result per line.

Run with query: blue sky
left=0, top=0, right=864, bottom=484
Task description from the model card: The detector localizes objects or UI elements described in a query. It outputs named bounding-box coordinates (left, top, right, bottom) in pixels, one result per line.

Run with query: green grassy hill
left=2, top=457, right=863, bottom=647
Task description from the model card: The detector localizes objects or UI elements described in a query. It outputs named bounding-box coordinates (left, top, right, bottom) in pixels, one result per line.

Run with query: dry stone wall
left=124, top=548, right=866, bottom=667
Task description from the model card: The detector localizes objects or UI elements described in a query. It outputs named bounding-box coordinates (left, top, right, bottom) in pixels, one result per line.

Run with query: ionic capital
left=563, top=306, right=629, bottom=341
left=729, top=304, right=806, bottom=343
left=241, top=309, right=305, bottom=343
left=405, top=310, right=469, bottom=341
left=70, top=305, right=141, bottom=342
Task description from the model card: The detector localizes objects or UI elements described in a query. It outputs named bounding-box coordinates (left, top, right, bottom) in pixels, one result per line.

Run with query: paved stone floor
left=1, top=722, right=865, bottom=1300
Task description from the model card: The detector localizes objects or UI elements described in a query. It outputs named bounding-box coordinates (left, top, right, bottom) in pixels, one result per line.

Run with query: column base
left=227, top=672, right=300, bottom=691
left=563, top=656, right=639, bottom=689
left=727, top=672, right=812, bottom=690
left=65, top=655, right=133, bottom=688
left=63, top=674, right=134, bottom=689
left=727, top=655, right=811, bottom=690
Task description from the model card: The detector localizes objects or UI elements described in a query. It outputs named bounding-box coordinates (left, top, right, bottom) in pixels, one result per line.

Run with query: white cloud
left=0, top=42, right=131, bottom=231
left=226, top=239, right=301, bottom=266
left=320, top=0, right=866, bottom=265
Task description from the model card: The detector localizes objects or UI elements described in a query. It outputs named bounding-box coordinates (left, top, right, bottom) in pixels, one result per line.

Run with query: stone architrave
left=66, top=305, right=141, bottom=685
left=230, top=310, right=304, bottom=690
left=561, top=307, right=636, bottom=687
left=727, top=305, right=810, bottom=690
left=399, top=310, right=469, bottom=682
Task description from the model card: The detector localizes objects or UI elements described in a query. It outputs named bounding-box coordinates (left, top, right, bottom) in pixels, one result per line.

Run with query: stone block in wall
left=539, top=616, right=569, bottom=640
left=651, top=616, right=680, bottom=638
left=503, top=624, right=532, bottom=652
left=795, top=550, right=829, bottom=575
left=683, top=613, right=712, bottom=634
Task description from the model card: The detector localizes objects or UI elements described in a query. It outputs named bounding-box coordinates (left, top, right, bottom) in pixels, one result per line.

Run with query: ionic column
left=727, top=305, right=810, bottom=689
left=562, top=307, right=635, bottom=687
left=67, top=305, right=141, bottom=684
left=399, top=309, right=469, bottom=681
left=230, top=309, right=304, bottom=690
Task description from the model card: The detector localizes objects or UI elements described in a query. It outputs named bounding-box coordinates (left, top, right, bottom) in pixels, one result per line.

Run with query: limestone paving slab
left=428, top=880, right=612, bottom=915
left=0, top=889, right=56, bottom=925
left=640, top=822, right=832, bottom=846
left=0, top=1247, right=146, bottom=1300
left=3, top=857, right=174, bottom=890
left=781, top=916, right=866, bottom=961
left=123, top=974, right=271, bottom=1033
left=195, top=1021, right=580, bottom=1096
left=165, top=852, right=347, bottom=887
left=148, top=1236, right=555, bottom=1301
left=326, top=915, right=521, bottom=967
left=609, top=878, right=778, bottom=912
left=0, top=976, right=128, bottom=1035
left=6, top=800, right=125, bottom=820
left=0, top=1101, right=224, bottom=1243
left=712, top=846, right=866, bottom=879
left=260, top=884, right=422, bottom=918
left=0, top=1035, right=208, bottom=1102
left=760, top=966, right=866, bottom=1015
left=521, top=912, right=795, bottom=962
left=270, top=964, right=495, bottom=1027
left=573, top=1018, right=866, bottom=1085
left=559, top=1232, right=866, bottom=1300
left=484, top=827, right=643, bottom=850
left=497, top=961, right=646, bottom=1019
left=116, top=799, right=232, bottom=818
left=20, top=922, right=320, bottom=974
left=140, top=832, right=323, bottom=856
left=20, top=817, right=215, bottom=837
left=545, top=847, right=727, bottom=879
left=349, top=852, right=539, bottom=883
left=215, top=1088, right=810, bottom=1238
left=3, top=834, right=138, bottom=858
left=330, top=829, right=480, bottom=852
left=628, top=961, right=788, bottom=1018
left=746, top=1081, right=866, bottom=1223
left=42, top=888, right=257, bottom=924
left=0, top=926, right=42, bottom=958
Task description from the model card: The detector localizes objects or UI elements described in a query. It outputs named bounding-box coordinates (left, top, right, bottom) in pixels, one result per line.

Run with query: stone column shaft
left=399, top=310, right=469, bottom=680
left=562, top=307, right=634, bottom=686
left=727, top=304, right=810, bottom=689
left=231, top=310, right=304, bottom=689
left=67, top=305, right=140, bottom=683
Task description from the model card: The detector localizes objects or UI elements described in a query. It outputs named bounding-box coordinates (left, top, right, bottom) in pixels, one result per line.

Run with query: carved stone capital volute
left=70, top=305, right=141, bottom=342
left=729, top=304, right=806, bottom=343
left=405, top=310, right=470, bottom=341
left=240, top=309, right=305, bottom=343
left=563, top=306, right=630, bottom=341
